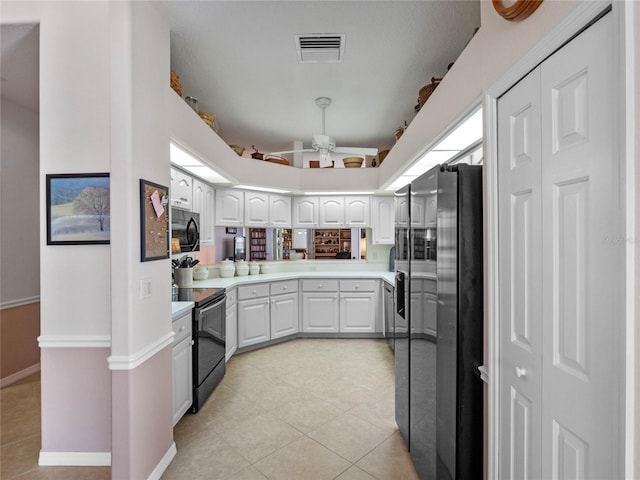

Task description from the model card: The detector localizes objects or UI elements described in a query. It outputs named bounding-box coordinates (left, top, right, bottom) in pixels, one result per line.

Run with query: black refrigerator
left=394, top=164, right=483, bottom=480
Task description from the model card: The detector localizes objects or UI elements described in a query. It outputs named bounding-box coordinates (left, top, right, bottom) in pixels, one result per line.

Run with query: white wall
left=0, top=98, right=39, bottom=304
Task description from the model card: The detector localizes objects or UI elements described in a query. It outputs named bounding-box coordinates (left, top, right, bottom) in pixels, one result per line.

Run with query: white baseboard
left=39, top=450, right=111, bottom=466
left=1, top=363, right=40, bottom=388
left=148, top=442, right=176, bottom=480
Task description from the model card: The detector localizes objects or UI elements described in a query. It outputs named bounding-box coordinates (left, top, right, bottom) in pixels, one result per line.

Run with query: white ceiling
left=0, top=2, right=481, bottom=161
left=154, top=1, right=481, bottom=156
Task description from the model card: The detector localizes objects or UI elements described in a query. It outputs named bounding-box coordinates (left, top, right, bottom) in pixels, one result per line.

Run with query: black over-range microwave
left=171, top=207, right=200, bottom=252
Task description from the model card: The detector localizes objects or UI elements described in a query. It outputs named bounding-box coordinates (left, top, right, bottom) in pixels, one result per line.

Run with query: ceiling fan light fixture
left=318, top=148, right=332, bottom=168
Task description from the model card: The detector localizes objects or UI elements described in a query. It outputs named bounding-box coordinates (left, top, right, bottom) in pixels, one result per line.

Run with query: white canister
left=260, top=262, right=274, bottom=274
left=219, top=259, right=235, bottom=278
left=249, top=262, right=261, bottom=275
left=235, top=260, right=249, bottom=276
left=193, top=266, right=209, bottom=280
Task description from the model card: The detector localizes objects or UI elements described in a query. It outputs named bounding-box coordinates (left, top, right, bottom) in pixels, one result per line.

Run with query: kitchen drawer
left=423, top=279, right=437, bottom=294
left=270, top=280, right=298, bottom=296
left=339, top=279, right=377, bottom=293
left=226, top=288, right=237, bottom=307
left=302, top=279, right=339, bottom=292
left=238, top=283, right=270, bottom=300
left=172, top=312, right=192, bottom=344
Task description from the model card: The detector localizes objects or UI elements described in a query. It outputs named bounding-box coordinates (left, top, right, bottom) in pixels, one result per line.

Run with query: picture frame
left=140, top=179, right=170, bottom=262
left=46, top=173, right=110, bottom=245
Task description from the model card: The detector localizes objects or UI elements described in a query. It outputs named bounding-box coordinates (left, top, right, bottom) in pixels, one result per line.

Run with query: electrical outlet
left=140, top=279, right=152, bottom=299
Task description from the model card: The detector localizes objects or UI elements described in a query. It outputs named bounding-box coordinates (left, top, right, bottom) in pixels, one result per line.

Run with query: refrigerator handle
left=395, top=271, right=405, bottom=319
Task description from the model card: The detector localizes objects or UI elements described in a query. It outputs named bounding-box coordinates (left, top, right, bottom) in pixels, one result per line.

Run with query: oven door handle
left=198, top=297, right=225, bottom=316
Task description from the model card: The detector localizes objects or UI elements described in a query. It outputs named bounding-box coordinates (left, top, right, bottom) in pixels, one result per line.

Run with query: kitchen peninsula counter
left=192, top=270, right=396, bottom=289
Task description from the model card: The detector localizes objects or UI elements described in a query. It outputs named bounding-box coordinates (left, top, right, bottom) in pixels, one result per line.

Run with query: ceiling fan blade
left=269, top=148, right=315, bottom=155
left=334, top=146, right=379, bottom=155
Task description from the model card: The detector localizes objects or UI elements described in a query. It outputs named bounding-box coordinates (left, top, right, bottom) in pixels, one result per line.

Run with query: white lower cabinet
left=270, top=280, right=299, bottom=339
left=271, top=292, right=299, bottom=339
left=301, top=279, right=339, bottom=332
left=238, top=296, right=270, bottom=348
left=172, top=311, right=192, bottom=426
left=302, top=293, right=339, bottom=332
left=339, top=279, right=378, bottom=333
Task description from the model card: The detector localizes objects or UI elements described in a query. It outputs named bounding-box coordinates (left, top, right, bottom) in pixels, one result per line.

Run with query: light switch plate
left=140, top=279, right=152, bottom=299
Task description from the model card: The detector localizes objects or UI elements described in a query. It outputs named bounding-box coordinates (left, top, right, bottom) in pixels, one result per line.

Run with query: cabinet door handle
left=318, top=284, right=323, bottom=288
left=252, top=290, right=257, bottom=295
left=355, top=284, right=360, bottom=289
left=179, top=326, right=185, bottom=332
left=283, top=285, right=288, bottom=290
left=515, top=367, right=527, bottom=378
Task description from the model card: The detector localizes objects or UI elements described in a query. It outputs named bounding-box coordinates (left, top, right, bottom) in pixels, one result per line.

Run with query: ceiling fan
left=270, top=97, right=378, bottom=168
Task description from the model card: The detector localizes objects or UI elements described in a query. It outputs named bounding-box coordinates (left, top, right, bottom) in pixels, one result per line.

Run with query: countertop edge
left=189, top=271, right=397, bottom=289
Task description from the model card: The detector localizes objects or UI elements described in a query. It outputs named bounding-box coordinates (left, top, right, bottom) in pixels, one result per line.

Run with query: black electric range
left=173, top=287, right=225, bottom=307
left=172, top=286, right=227, bottom=413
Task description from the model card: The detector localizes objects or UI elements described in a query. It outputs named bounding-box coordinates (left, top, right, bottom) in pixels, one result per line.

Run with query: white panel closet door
left=498, top=12, right=619, bottom=480
left=539, top=14, right=618, bottom=479
left=498, top=68, right=543, bottom=480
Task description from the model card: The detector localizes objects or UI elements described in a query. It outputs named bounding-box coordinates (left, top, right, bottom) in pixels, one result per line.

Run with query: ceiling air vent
left=295, top=34, right=345, bottom=63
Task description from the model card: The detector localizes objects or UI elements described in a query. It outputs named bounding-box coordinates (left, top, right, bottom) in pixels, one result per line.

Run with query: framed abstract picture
left=46, top=173, right=110, bottom=245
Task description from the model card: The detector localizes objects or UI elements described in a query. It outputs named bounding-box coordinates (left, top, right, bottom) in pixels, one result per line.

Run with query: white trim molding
left=38, top=335, right=111, bottom=348
left=148, top=442, right=176, bottom=480
left=0, top=363, right=40, bottom=388
left=107, top=332, right=174, bottom=371
left=39, top=450, right=111, bottom=466
left=1, top=296, right=40, bottom=310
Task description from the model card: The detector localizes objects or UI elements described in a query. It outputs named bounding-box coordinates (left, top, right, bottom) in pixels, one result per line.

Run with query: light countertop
left=172, top=301, right=194, bottom=318
left=190, top=270, right=396, bottom=289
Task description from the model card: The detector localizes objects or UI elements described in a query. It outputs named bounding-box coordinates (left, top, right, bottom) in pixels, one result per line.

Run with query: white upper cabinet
left=215, top=189, right=244, bottom=226
left=293, top=197, right=319, bottom=228
left=319, top=196, right=345, bottom=227
left=269, top=194, right=292, bottom=227
left=192, top=179, right=215, bottom=245
left=344, top=196, right=370, bottom=227
left=170, top=167, right=193, bottom=210
left=244, top=191, right=269, bottom=227
left=371, top=196, right=395, bottom=244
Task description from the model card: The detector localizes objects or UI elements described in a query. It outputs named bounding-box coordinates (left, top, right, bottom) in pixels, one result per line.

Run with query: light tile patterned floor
left=1, top=339, right=417, bottom=480
left=164, top=339, right=417, bottom=480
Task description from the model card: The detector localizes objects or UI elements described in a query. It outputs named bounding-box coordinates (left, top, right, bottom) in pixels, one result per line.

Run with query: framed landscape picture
left=46, top=173, right=110, bottom=245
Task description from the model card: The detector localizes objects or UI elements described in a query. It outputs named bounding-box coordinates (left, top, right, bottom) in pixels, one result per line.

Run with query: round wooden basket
left=198, top=111, right=214, bottom=127
left=170, top=70, right=183, bottom=97
left=343, top=156, right=364, bottom=168
left=265, top=156, right=289, bottom=166
left=418, top=77, right=442, bottom=109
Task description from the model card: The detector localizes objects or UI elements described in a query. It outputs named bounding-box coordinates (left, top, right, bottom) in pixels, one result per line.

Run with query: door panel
left=498, top=67, right=543, bottom=480
left=540, top=14, right=617, bottom=479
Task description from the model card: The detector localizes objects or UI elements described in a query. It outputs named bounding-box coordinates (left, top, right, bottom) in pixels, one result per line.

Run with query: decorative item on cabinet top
left=170, top=70, right=183, bottom=97
left=493, top=0, right=543, bottom=21
left=342, top=157, right=364, bottom=168
left=229, top=145, right=245, bottom=156
left=265, top=155, right=290, bottom=166
left=251, top=145, right=264, bottom=160
left=199, top=111, right=215, bottom=127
